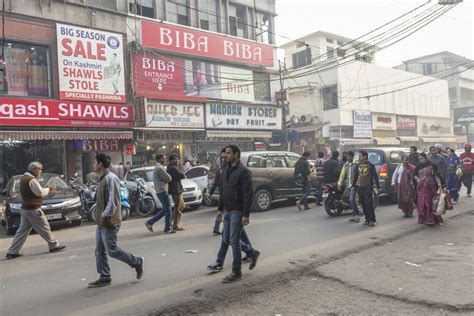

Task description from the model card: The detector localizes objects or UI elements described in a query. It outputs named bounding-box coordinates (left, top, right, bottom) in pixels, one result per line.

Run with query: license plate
left=182, top=193, right=194, bottom=198
left=322, top=192, right=329, bottom=198
left=45, top=213, right=62, bottom=220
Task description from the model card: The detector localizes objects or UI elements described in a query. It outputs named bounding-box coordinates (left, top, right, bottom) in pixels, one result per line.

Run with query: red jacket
left=460, top=152, right=474, bottom=173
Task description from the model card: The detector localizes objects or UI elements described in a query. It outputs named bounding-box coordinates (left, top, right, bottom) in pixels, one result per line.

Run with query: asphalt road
left=1, top=195, right=471, bottom=315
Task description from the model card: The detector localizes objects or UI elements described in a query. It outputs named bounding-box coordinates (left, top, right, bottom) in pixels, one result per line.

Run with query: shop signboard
left=396, top=115, right=417, bottom=130
left=353, top=110, right=372, bottom=138
left=453, top=106, right=474, bottom=125
left=141, top=20, right=274, bottom=67
left=417, top=116, right=453, bottom=136
left=77, top=139, right=122, bottom=152
left=0, top=97, right=133, bottom=128
left=372, top=113, right=396, bottom=130
left=205, top=103, right=281, bottom=130
left=144, top=100, right=205, bottom=129
left=56, top=23, right=126, bottom=103
left=220, top=66, right=255, bottom=102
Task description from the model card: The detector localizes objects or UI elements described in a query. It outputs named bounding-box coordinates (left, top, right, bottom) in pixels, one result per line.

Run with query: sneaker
left=213, top=230, right=221, bottom=236
left=242, top=256, right=249, bottom=262
left=164, top=229, right=176, bottom=234
left=207, top=263, right=223, bottom=273
left=222, top=272, right=242, bottom=283
left=316, top=202, right=323, bottom=206
left=354, top=216, right=360, bottom=223
left=5, top=253, right=23, bottom=260
left=49, top=245, right=66, bottom=253
left=362, top=221, right=369, bottom=225
left=145, top=222, right=153, bottom=233
left=369, top=221, right=376, bottom=227
left=467, top=193, right=472, bottom=197
left=87, top=278, right=111, bottom=288
left=296, top=200, right=302, bottom=211
left=135, top=257, right=144, bottom=280
left=174, top=227, right=185, bottom=231
left=249, top=250, right=261, bottom=270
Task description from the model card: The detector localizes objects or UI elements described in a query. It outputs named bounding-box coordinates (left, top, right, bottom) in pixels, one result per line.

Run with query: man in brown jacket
left=5, top=161, right=66, bottom=259
left=88, top=154, right=144, bottom=288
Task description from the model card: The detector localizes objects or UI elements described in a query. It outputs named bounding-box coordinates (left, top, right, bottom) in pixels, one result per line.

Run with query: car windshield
left=11, top=174, right=69, bottom=193
left=133, top=170, right=154, bottom=182
left=354, top=151, right=382, bottom=165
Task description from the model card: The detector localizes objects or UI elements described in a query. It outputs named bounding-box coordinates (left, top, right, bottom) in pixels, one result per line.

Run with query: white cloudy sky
left=275, top=0, right=473, bottom=67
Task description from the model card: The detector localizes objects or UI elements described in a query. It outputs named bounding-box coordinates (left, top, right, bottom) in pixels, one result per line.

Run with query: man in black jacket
left=324, top=151, right=340, bottom=185
left=294, top=152, right=311, bottom=210
left=167, top=155, right=186, bottom=231
left=211, top=145, right=260, bottom=283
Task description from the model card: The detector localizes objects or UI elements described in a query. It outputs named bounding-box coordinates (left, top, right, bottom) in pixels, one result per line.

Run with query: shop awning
left=0, top=130, right=133, bottom=140
left=206, top=131, right=273, bottom=139
left=336, top=138, right=375, bottom=145
left=397, top=136, right=420, bottom=142
left=374, top=137, right=401, bottom=146
left=420, top=137, right=457, bottom=143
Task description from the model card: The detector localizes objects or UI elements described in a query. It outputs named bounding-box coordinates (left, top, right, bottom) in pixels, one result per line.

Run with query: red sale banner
left=141, top=20, right=274, bottom=67
left=0, top=98, right=133, bottom=128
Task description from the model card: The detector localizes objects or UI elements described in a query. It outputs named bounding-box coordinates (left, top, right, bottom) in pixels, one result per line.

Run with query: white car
left=126, top=167, right=202, bottom=210
left=185, top=165, right=215, bottom=206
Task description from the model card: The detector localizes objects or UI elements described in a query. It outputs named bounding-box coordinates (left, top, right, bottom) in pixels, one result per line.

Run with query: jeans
left=171, top=193, right=184, bottom=229
left=300, top=180, right=311, bottom=206
left=316, top=181, right=324, bottom=204
left=95, top=226, right=139, bottom=279
left=463, top=172, right=473, bottom=195
left=213, top=214, right=221, bottom=233
left=349, top=187, right=359, bottom=217
left=358, top=187, right=375, bottom=223
left=216, top=210, right=250, bottom=273
left=147, top=191, right=172, bottom=231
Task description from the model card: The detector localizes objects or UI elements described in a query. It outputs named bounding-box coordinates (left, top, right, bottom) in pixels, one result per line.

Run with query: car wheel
left=254, top=189, right=272, bottom=212
left=5, top=213, right=16, bottom=235
left=190, top=204, right=200, bottom=210
left=202, top=189, right=216, bottom=206
left=121, top=206, right=130, bottom=221
left=71, top=219, right=82, bottom=227
left=135, top=196, right=156, bottom=217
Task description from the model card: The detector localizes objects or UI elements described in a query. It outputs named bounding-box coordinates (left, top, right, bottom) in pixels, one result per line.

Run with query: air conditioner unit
left=300, top=114, right=313, bottom=123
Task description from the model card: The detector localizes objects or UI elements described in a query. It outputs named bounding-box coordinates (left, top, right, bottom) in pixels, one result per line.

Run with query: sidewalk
left=154, top=206, right=474, bottom=316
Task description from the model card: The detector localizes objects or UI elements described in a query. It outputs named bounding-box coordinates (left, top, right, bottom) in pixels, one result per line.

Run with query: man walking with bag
left=88, top=154, right=143, bottom=288
left=5, top=162, right=66, bottom=259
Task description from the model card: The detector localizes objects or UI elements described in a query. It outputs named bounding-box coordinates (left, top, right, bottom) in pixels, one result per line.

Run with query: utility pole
left=278, top=59, right=288, bottom=150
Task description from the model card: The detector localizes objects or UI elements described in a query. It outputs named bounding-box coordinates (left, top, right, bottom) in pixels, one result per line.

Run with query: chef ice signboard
left=57, top=23, right=126, bottom=103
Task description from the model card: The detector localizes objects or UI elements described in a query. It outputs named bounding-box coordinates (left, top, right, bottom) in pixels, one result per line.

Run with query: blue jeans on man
left=300, top=180, right=311, bottom=206
left=349, top=187, right=359, bottom=217
left=95, top=226, right=139, bottom=279
left=146, top=191, right=172, bottom=231
left=316, top=181, right=324, bottom=205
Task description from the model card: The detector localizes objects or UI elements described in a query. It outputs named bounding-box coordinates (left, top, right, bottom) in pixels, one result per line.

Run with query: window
left=199, top=0, right=218, bottom=32
left=0, top=41, right=51, bottom=97
left=129, top=0, right=154, bottom=18
left=267, top=155, right=288, bottom=168
left=326, top=38, right=333, bottom=43
left=86, top=0, right=117, bottom=10
left=326, top=47, right=334, bottom=59
left=167, top=0, right=189, bottom=26
left=337, top=49, right=346, bottom=58
left=322, top=85, right=338, bottom=110
left=390, top=151, right=409, bottom=163
left=255, top=11, right=273, bottom=44
left=422, top=63, right=436, bottom=75
left=286, top=155, right=300, bottom=168
left=354, top=151, right=382, bottom=165
left=292, top=48, right=312, bottom=69
left=253, top=72, right=271, bottom=101
left=186, top=167, right=208, bottom=178
left=248, top=155, right=266, bottom=168
left=337, top=41, right=344, bottom=46
left=229, top=4, right=247, bottom=38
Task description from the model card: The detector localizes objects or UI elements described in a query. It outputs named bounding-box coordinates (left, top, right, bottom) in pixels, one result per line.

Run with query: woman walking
left=391, top=156, right=416, bottom=217
left=414, top=153, right=444, bottom=226
left=445, top=149, right=461, bottom=204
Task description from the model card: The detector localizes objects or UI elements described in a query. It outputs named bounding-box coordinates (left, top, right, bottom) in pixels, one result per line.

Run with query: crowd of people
left=295, top=143, right=474, bottom=227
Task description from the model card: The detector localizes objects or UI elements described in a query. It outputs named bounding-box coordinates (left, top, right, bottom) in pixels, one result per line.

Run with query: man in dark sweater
left=324, top=151, right=340, bottom=185
left=352, top=150, right=380, bottom=227
left=167, top=155, right=186, bottom=231
left=294, top=152, right=311, bottom=210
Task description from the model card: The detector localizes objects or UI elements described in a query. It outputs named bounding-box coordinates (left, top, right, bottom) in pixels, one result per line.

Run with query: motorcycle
left=128, top=177, right=156, bottom=217
left=323, top=184, right=379, bottom=217
left=68, top=176, right=96, bottom=221
left=88, top=181, right=130, bottom=222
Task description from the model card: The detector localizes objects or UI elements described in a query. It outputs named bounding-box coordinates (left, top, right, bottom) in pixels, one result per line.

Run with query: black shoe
left=249, top=250, right=261, bottom=270
left=362, top=221, right=369, bottom=225
left=212, top=230, right=221, bottom=235
left=164, top=229, right=176, bottom=234
left=316, top=202, right=323, bottom=206
left=145, top=222, right=153, bottom=232
left=5, top=253, right=23, bottom=260
left=369, top=221, right=376, bottom=227
left=87, top=278, right=111, bottom=288
left=242, top=256, right=249, bottom=262
left=49, top=245, right=66, bottom=253
left=222, top=272, right=242, bottom=283
left=135, top=257, right=144, bottom=280
left=207, top=263, right=223, bottom=273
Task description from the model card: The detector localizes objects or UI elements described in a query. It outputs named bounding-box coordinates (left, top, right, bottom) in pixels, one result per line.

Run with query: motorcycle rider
left=323, top=151, right=340, bottom=187
left=337, top=151, right=360, bottom=223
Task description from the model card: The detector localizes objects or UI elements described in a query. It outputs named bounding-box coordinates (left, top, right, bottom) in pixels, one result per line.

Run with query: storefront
left=396, top=115, right=419, bottom=147
left=453, top=106, right=474, bottom=144
left=417, top=116, right=458, bottom=150
left=371, top=113, right=400, bottom=146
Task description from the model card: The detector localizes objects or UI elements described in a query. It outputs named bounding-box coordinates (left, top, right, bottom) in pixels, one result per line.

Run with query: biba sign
left=0, top=97, right=133, bottom=128
left=141, top=20, right=274, bottom=67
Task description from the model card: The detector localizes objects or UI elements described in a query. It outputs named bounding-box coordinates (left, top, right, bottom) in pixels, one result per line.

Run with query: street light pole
left=278, top=59, right=288, bottom=150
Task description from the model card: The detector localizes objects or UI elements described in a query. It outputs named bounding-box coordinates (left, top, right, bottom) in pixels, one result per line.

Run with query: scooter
left=128, top=177, right=156, bottom=217
left=323, top=184, right=378, bottom=217
left=88, top=181, right=130, bottom=222
left=68, top=176, right=96, bottom=221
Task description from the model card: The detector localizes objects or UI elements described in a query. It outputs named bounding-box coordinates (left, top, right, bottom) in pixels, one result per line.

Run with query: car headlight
left=9, top=203, right=22, bottom=210
left=66, top=197, right=81, bottom=207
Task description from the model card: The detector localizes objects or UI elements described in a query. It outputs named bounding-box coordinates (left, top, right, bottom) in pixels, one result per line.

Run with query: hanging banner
left=56, top=23, right=126, bottom=103
left=353, top=110, right=372, bottom=138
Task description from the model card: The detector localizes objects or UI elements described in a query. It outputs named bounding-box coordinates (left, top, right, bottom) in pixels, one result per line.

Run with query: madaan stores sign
left=206, top=103, right=281, bottom=130
left=0, top=98, right=133, bottom=128
left=57, top=23, right=126, bottom=103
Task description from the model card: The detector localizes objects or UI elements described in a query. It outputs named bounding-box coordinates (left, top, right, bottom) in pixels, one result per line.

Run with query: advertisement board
left=206, top=103, right=281, bottom=130
left=141, top=20, right=274, bottom=67
left=396, top=115, right=417, bottom=130
left=57, top=23, right=126, bottom=103
left=0, top=97, right=133, bottom=128
left=144, top=100, right=205, bottom=129
left=417, top=117, right=453, bottom=136
left=372, top=113, right=396, bottom=130
left=353, top=110, right=372, bottom=138
left=220, top=66, right=255, bottom=102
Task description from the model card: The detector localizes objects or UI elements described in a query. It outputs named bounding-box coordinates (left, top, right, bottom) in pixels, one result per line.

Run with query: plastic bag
left=456, top=166, right=463, bottom=180
left=435, top=191, right=447, bottom=215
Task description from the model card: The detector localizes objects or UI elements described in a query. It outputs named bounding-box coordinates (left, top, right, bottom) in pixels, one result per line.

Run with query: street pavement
left=0, top=195, right=472, bottom=315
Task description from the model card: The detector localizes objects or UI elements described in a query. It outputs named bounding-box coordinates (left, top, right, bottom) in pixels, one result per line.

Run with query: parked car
left=185, top=165, right=215, bottom=206
left=208, top=151, right=318, bottom=212
left=354, top=147, right=410, bottom=200
left=0, top=173, right=82, bottom=235
left=125, top=167, right=202, bottom=210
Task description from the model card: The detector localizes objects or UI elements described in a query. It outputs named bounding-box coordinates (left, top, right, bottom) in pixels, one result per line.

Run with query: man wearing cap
left=460, top=144, right=474, bottom=197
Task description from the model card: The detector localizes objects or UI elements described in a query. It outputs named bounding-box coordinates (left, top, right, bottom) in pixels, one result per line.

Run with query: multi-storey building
left=0, top=0, right=279, bottom=185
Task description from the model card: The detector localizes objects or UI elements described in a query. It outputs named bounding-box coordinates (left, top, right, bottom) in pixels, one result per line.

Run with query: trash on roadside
left=405, top=261, right=422, bottom=267
left=398, top=288, right=402, bottom=291
left=126, top=283, right=132, bottom=286
left=185, top=250, right=198, bottom=253
left=161, top=254, right=167, bottom=256
left=445, top=243, right=454, bottom=246
left=369, top=262, right=374, bottom=265
left=81, top=278, right=86, bottom=281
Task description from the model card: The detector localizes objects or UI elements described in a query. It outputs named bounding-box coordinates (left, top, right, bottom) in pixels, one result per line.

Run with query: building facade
left=0, top=0, right=279, bottom=185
